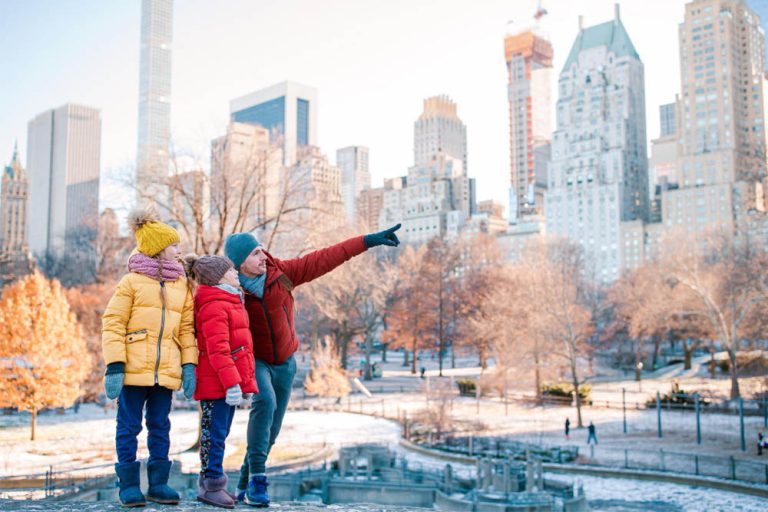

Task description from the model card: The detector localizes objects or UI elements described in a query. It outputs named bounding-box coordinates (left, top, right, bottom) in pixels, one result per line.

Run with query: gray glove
left=104, top=362, right=124, bottom=400
left=225, top=385, right=243, bottom=407
left=181, top=364, right=196, bottom=400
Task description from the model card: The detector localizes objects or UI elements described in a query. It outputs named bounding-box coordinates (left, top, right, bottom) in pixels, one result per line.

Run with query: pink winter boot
left=197, top=473, right=235, bottom=509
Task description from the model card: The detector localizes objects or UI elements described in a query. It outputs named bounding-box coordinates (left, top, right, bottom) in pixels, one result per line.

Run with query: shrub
left=542, top=382, right=591, bottom=401
left=456, top=379, right=477, bottom=397
left=645, top=383, right=708, bottom=407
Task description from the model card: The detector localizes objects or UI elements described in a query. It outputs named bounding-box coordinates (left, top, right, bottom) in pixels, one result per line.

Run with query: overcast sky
left=0, top=0, right=690, bottom=217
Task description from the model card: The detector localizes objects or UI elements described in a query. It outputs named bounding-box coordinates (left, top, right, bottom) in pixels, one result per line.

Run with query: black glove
left=364, top=224, right=401, bottom=248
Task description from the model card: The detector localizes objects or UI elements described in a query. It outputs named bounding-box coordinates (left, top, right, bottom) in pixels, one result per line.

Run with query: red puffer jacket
left=193, top=285, right=258, bottom=400
left=244, top=236, right=368, bottom=365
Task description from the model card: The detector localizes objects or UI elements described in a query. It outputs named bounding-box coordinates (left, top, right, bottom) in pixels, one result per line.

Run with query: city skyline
left=0, top=0, right=692, bottom=217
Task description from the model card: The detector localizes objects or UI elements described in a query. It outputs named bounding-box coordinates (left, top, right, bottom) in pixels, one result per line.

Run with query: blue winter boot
left=146, top=460, right=180, bottom=505
left=114, top=461, right=146, bottom=508
left=244, top=474, right=270, bottom=507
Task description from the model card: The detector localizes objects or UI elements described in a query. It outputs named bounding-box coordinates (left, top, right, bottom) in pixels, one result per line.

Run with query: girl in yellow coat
left=101, top=209, right=198, bottom=507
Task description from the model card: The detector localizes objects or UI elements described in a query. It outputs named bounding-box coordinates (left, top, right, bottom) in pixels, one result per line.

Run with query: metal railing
left=0, top=461, right=115, bottom=499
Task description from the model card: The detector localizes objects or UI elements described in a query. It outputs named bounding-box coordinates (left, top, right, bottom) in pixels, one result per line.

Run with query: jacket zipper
left=154, top=282, right=167, bottom=385
left=282, top=304, right=295, bottom=344
left=259, top=297, right=278, bottom=363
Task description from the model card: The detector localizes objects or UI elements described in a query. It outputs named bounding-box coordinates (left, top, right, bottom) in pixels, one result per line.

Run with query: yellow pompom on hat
left=129, top=208, right=180, bottom=256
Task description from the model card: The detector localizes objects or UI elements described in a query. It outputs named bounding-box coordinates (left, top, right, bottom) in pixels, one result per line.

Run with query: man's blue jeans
left=238, top=356, right=296, bottom=488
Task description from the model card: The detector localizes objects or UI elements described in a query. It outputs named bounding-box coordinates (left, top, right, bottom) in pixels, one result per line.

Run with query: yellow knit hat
left=128, top=208, right=180, bottom=257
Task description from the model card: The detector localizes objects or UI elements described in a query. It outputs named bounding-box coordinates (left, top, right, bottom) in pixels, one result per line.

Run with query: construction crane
left=533, top=0, right=548, bottom=21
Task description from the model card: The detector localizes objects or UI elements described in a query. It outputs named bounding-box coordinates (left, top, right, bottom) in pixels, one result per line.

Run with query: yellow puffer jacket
left=102, top=272, right=198, bottom=390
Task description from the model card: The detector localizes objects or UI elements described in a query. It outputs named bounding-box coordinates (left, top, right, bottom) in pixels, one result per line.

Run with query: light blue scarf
left=239, top=272, right=267, bottom=299
left=214, top=283, right=244, bottom=303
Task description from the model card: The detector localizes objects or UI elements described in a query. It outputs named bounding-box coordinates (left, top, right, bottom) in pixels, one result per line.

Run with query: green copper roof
left=5, top=142, right=22, bottom=179
left=563, top=19, right=639, bottom=72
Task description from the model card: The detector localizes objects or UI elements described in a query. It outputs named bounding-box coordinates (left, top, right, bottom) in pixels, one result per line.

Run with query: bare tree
left=420, top=237, right=463, bottom=376
left=609, top=264, right=676, bottom=379
left=518, top=237, right=594, bottom=427
left=304, top=335, right=351, bottom=397
left=662, top=232, right=768, bottom=399
left=120, top=134, right=317, bottom=255
left=383, top=245, right=432, bottom=374
left=450, top=233, right=506, bottom=370
left=301, top=229, right=395, bottom=373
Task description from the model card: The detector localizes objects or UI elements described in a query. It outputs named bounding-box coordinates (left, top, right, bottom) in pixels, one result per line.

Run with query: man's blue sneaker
left=244, top=475, right=269, bottom=507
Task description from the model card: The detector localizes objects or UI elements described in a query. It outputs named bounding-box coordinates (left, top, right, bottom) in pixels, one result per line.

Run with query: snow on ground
left=558, top=473, right=768, bottom=512
left=0, top=404, right=200, bottom=477
left=272, top=410, right=768, bottom=511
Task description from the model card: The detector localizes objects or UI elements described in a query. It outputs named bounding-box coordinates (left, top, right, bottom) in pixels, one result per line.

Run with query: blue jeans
left=238, top=356, right=296, bottom=488
left=116, top=385, right=173, bottom=464
left=200, top=399, right=236, bottom=479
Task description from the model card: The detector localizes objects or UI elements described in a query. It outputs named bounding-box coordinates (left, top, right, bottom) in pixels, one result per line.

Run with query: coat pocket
left=126, top=330, right=148, bottom=343
left=230, top=346, right=245, bottom=361
left=125, top=330, right=149, bottom=372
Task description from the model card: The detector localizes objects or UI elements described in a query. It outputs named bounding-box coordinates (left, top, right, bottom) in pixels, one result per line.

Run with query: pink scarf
left=128, top=252, right=185, bottom=282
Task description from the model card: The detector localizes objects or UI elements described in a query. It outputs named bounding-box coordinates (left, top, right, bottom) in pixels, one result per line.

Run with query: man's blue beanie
left=224, top=232, right=261, bottom=270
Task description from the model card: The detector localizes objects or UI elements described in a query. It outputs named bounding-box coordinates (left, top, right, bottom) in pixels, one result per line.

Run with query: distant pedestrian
left=565, top=418, right=571, bottom=440
left=759, top=432, right=766, bottom=456
left=587, top=422, right=598, bottom=445
left=420, top=367, right=426, bottom=379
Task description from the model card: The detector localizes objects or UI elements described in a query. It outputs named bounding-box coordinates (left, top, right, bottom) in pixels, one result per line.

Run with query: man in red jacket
left=225, top=225, right=400, bottom=507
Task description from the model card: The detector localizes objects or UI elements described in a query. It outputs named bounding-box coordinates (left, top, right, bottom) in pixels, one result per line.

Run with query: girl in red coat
left=184, top=254, right=258, bottom=509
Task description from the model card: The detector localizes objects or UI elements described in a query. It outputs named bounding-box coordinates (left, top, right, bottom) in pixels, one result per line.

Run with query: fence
left=0, top=461, right=114, bottom=500
left=578, top=444, right=768, bottom=485
left=291, top=396, right=768, bottom=484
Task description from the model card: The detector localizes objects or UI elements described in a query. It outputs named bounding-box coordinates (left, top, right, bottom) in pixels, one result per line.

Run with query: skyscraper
left=136, top=0, right=173, bottom=205
left=0, top=144, right=28, bottom=260
left=27, top=104, right=101, bottom=268
left=413, top=96, right=467, bottom=171
left=649, top=102, right=680, bottom=194
left=210, top=122, right=283, bottom=234
left=270, top=145, right=344, bottom=253
left=401, top=153, right=471, bottom=244
left=337, top=146, right=370, bottom=224
left=748, top=0, right=768, bottom=67
left=545, top=6, right=648, bottom=282
left=659, top=103, right=677, bottom=137
left=504, top=26, right=553, bottom=223
left=668, top=0, right=768, bottom=241
left=230, top=81, right=318, bottom=166
left=357, top=186, right=385, bottom=231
